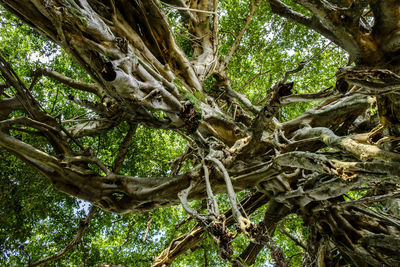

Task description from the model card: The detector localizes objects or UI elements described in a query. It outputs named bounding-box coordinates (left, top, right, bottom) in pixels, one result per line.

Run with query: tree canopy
left=1, top=0, right=400, bottom=266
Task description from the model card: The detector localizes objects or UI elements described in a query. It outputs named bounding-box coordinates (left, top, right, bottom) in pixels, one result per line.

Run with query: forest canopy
left=1, top=0, right=400, bottom=266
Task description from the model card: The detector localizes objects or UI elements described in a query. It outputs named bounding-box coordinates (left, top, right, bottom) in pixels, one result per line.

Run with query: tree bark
left=1, top=0, right=400, bottom=265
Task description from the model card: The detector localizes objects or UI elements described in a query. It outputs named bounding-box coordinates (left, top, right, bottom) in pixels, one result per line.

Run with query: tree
left=1, top=0, right=400, bottom=266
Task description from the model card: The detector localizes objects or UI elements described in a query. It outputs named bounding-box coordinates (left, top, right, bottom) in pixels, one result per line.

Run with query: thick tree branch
left=36, top=68, right=101, bottom=96
left=0, top=96, right=48, bottom=119
left=337, top=67, right=400, bottom=94
left=0, top=130, right=59, bottom=170
left=280, top=87, right=335, bottom=105
left=265, top=0, right=339, bottom=45
left=294, top=126, right=400, bottom=161
left=225, top=84, right=260, bottom=114
left=282, top=94, right=371, bottom=134
left=66, top=118, right=120, bottom=138
left=178, top=180, right=211, bottom=226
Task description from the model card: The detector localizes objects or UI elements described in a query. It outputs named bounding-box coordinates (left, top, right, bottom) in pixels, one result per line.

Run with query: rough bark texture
left=1, top=0, right=400, bottom=266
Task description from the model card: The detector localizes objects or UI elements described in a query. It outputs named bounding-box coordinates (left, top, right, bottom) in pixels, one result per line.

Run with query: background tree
left=1, top=0, right=400, bottom=266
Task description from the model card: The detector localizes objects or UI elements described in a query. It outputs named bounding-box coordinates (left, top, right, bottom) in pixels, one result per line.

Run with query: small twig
left=215, top=91, right=225, bottom=101
left=143, top=216, right=153, bottom=242
left=112, top=217, right=125, bottom=224
left=49, top=88, right=59, bottom=114
left=262, top=231, right=290, bottom=267
left=226, top=102, right=233, bottom=113
left=204, top=246, right=209, bottom=267
left=242, top=70, right=271, bottom=89
left=171, top=147, right=191, bottom=176
left=220, top=30, right=237, bottom=39
left=120, top=219, right=137, bottom=248
left=0, top=87, right=11, bottom=97
left=282, top=41, right=332, bottom=83
left=175, top=216, right=192, bottom=230
left=28, top=70, right=41, bottom=91
left=223, top=0, right=263, bottom=67
left=63, top=155, right=110, bottom=175
left=223, top=0, right=262, bottom=67
left=61, top=118, right=92, bottom=124
left=58, top=123, right=86, bottom=151
left=28, top=206, right=98, bottom=267
left=176, top=129, right=197, bottom=147
left=0, top=116, right=58, bottom=132
left=62, top=112, right=93, bottom=122
left=288, top=252, right=302, bottom=264
left=110, top=0, right=116, bottom=18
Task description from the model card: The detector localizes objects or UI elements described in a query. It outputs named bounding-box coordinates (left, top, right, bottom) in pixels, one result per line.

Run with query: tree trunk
left=1, top=0, right=400, bottom=265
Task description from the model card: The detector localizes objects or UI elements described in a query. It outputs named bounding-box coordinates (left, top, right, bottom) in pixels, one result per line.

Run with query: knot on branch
left=336, top=78, right=349, bottom=94
left=114, top=37, right=128, bottom=54
left=270, top=247, right=289, bottom=267
left=271, top=82, right=293, bottom=103
left=335, top=167, right=357, bottom=181
left=207, top=214, right=235, bottom=260
left=179, top=101, right=201, bottom=134
left=33, top=68, right=45, bottom=76
left=238, top=216, right=261, bottom=242
left=101, top=62, right=116, bottom=82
